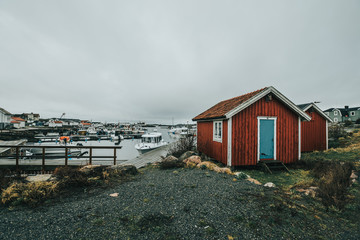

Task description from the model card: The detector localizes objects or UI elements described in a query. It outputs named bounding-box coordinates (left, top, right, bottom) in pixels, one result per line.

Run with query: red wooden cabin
left=297, top=103, right=332, bottom=152
left=192, top=87, right=311, bottom=166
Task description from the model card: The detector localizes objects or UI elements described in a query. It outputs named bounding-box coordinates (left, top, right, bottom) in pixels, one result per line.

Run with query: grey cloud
left=0, top=0, right=359, bottom=123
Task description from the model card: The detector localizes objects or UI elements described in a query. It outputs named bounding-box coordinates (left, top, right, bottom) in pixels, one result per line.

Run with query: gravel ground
left=0, top=167, right=359, bottom=240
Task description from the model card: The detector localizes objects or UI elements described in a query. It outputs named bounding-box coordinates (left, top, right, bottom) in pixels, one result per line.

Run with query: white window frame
left=334, top=111, right=338, bottom=116
left=334, top=117, right=338, bottom=122
left=213, top=120, right=223, bottom=142
left=350, top=111, right=355, bottom=116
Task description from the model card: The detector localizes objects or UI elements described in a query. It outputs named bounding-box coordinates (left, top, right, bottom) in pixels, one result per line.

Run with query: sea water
left=31, top=127, right=179, bottom=162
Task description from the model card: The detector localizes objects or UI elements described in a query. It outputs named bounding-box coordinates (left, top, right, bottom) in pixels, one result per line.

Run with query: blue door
left=259, top=119, right=275, bottom=160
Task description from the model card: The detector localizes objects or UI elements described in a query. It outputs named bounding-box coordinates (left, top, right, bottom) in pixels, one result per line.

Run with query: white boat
left=25, top=142, right=85, bottom=158
left=168, top=127, right=177, bottom=134
left=87, top=127, right=97, bottom=135
left=35, top=132, right=60, bottom=142
left=110, top=134, right=124, bottom=141
left=135, top=132, right=168, bottom=154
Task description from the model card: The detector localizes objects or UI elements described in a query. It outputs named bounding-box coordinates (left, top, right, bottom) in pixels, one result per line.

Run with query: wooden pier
left=122, top=144, right=171, bottom=168
left=0, top=142, right=175, bottom=172
left=0, top=140, right=27, bottom=155
left=0, top=145, right=123, bottom=172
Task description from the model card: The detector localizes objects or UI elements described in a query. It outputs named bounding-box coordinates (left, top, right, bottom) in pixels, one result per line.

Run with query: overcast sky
left=0, top=1, right=359, bottom=124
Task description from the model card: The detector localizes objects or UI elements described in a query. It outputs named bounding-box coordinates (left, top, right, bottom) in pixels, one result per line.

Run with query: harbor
left=0, top=126, right=182, bottom=172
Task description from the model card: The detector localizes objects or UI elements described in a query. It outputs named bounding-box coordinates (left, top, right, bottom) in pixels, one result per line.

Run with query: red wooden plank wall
left=197, top=120, right=228, bottom=165
left=231, top=97, right=299, bottom=166
left=301, top=110, right=327, bottom=152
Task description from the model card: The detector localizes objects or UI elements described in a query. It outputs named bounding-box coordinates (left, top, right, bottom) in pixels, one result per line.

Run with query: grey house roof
left=0, top=107, right=12, bottom=115
left=324, top=107, right=360, bottom=116
left=297, top=103, right=332, bottom=122
left=297, top=103, right=313, bottom=111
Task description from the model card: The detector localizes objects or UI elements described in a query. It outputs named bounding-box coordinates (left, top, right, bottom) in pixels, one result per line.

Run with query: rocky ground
left=0, top=166, right=359, bottom=240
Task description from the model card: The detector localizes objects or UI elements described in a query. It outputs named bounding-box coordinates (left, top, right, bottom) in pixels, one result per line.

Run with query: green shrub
left=167, top=135, right=196, bottom=158
left=344, top=120, right=353, bottom=127
left=313, top=161, right=354, bottom=209
left=53, top=166, right=89, bottom=187
left=1, top=181, right=60, bottom=207
left=329, top=124, right=348, bottom=139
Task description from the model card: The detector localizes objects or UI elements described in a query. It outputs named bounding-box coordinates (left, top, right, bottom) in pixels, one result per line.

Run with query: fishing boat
left=34, top=132, right=60, bottom=142
left=135, top=132, right=168, bottom=154
left=24, top=142, right=85, bottom=159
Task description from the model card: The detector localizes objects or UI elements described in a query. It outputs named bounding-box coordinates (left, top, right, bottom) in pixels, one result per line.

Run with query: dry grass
left=1, top=165, right=138, bottom=207
left=1, top=181, right=60, bottom=206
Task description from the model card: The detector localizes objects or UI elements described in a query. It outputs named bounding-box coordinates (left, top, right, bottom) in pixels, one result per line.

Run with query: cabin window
left=334, top=111, right=338, bottom=116
left=334, top=118, right=338, bottom=122
left=350, top=111, right=355, bottom=116
left=213, top=121, right=222, bottom=142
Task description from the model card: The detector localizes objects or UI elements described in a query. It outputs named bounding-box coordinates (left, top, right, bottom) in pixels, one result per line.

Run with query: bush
left=53, top=166, right=89, bottom=187
left=297, top=156, right=326, bottom=170
left=167, top=135, right=196, bottom=158
left=1, top=181, right=60, bottom=207
left=328, top=124, right=348, bottom=139
left=344, top=120, right=353, bottom=127
left=312, top=161, right=354, bottom=209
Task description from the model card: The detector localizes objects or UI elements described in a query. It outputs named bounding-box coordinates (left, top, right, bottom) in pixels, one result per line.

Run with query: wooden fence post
left=89, top=148, right=92, bottom=165
left=16, top=146, right=19, bottom=173
left=113, top=148, right=116, bottom=165
left=65, top=147, right=68, bottom=166
left=42, top=147, right=45, bottom=173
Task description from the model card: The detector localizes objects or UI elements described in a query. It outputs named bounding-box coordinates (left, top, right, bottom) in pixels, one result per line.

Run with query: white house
left=48, top=120, right=63, bottom=127
left=11, top=117, right=26, bottom=129
left=0, top=107, right=12, bottom=129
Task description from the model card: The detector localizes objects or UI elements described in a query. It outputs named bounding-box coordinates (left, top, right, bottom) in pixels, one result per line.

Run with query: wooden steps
left=259, top=160, right=290, bottom=174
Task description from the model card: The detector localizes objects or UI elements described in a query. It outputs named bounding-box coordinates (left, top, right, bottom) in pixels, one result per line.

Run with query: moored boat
left=135, top=132, right=168, bottom=154
left=24, top=142, right=85, bottom=158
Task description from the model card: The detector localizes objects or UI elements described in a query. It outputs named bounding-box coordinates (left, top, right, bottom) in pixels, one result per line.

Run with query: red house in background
left=192, top=86, right=311, bottom=166
left=297, top=103, right=332, bottom=152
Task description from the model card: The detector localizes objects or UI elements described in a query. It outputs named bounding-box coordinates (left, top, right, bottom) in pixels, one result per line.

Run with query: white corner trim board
left=227, top=117, right=232, bottom=166
left=298, top=117, right=301, bottom=160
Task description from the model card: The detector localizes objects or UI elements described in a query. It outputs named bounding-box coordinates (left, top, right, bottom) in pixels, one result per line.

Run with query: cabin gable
left=301, top=106, right=329, bottom=152
left=231, top=96, right=299, bottom=166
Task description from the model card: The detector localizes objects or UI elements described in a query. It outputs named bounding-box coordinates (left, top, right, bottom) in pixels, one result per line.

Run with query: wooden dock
left=0, top=142, right=174, bottom=171
left=121, top=144, right=171, bottom=168
left=0, top=140, right=27, bottom=154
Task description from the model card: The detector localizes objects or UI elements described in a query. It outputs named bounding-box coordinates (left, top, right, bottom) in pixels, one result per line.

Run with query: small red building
left=192, top=87, right=311, bottom=166
left=297, top=103, right=332, bottom=152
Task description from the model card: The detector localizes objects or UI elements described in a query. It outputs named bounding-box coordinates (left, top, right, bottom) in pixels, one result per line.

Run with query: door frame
left=257, top=116, right=277, bottom=161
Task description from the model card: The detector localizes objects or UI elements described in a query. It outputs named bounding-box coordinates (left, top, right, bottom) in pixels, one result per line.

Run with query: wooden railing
left=0, top=145, right=123, bottom=172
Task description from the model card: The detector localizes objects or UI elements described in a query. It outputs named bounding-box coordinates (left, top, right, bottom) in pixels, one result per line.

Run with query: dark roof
left=297, top=103, right=313, bottom=111
left=297, top=103, right=333, bottom=122
left=0, top=107, right=12, bottom=115
left=324, top=108, right=335, bottom=112
left=324, top=107, right=360, bottom=112
left=192, top=88, right=267, bottom=121
left=324, top=107, right=360, bottom=117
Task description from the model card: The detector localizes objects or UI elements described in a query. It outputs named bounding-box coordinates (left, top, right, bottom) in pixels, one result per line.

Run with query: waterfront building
left=193, top=86, right=312, bottom=166
left=0, top=107, right=12, bottom=130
